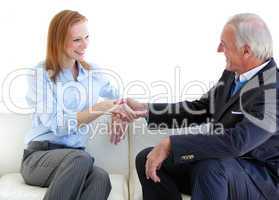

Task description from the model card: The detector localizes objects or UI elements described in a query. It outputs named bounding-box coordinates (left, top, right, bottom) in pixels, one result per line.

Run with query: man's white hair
left=227, top=13, right=273, bottom=61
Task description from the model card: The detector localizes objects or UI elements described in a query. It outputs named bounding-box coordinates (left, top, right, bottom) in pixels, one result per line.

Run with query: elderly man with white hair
left=113, top=13, right=279, bottom=200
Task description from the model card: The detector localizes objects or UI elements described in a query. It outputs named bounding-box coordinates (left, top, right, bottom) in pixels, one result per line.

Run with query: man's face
left=217, top=24, right=243, bottom=73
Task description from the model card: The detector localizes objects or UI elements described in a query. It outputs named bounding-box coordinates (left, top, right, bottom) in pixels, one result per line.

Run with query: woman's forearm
left=76, top=100, right=116, bottom=125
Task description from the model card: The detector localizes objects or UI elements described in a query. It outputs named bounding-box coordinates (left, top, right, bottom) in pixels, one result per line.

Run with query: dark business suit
left=136, top=58, right=279, bottom=200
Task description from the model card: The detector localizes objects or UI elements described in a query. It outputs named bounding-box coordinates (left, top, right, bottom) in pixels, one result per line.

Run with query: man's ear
left=242, top=44, right=252, bottom=58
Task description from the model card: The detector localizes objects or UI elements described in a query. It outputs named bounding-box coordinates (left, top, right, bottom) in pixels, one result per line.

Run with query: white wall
left=0, top=0, right=278, bottom=112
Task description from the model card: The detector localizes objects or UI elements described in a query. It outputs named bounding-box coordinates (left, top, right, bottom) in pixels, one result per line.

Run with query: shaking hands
left=109, top=98, right=171, bottom=183
left=109, top=98, right=148, bottom=145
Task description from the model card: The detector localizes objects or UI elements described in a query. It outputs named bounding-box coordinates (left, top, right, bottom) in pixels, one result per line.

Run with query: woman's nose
left=81, top=39, right=88, bottom=49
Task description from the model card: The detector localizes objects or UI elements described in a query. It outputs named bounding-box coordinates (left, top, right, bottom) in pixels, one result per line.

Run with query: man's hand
left=145, top=137, right=171, bottom=183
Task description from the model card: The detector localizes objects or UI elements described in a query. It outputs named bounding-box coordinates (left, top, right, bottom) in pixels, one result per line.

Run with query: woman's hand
left=109, top=103, right=138, bottom=145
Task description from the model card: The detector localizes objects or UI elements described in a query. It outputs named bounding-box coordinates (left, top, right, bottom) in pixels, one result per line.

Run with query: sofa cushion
left=0, top=173, right=128, bottom=200
left=0, top=173, right=46, bottom=200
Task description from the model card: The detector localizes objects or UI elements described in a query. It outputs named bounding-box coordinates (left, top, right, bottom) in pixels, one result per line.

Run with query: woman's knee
left=63, top=150, right=94, bottom=170
left=92, top=167, right=112, bottom=191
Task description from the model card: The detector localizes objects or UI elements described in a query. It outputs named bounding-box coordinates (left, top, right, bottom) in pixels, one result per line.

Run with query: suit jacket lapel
left=223, top=75, right=235, bottom=103
left=215, top=82, right=244, bottom=121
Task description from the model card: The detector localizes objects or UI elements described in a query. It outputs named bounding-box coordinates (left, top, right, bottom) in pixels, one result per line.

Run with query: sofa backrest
left=128, top=118, right=176, bottom=200
left=85, top=115, right=129, bottom=176
left=130, top=118, right=206, bottom=158
left=0, top=113, right=129, bottom=177
left=130, top=118, right=178, bottom=160
left=0, top=113, right=31, bottom=176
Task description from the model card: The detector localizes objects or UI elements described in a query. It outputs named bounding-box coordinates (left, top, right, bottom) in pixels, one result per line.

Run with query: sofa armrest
left=0, top=114, right=31, bottom=176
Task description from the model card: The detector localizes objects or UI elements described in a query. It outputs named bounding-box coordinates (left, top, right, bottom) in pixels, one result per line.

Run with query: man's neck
left=236, top=59, right=270, bottom=82
left=237, top=58, right=265, bottom=75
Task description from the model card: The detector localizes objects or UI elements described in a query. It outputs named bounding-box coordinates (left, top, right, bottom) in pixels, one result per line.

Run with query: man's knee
left=192, top=159, right=226, bottom=180
left=135, top=147, right=153, bottom=170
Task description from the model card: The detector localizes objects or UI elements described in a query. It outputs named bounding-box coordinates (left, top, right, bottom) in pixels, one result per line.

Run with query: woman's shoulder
left=84, top=62, right=107, bottom=78
left=31, top=61, right=53, bottom=81
left=86, top=62, right=102, bottom=71
left=32, top=61, right=46, bottom=70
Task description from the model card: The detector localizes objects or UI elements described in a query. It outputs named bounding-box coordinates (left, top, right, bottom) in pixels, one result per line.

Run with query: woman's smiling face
left=64, top=21, right=90, bottom=62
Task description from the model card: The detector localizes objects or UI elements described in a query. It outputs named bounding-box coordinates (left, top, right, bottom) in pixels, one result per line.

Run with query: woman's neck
left=61, top=55, right=76, bottom=69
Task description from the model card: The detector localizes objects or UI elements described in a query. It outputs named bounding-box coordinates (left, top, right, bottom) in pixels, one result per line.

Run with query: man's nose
left=217, top=43, right=224, bottom=53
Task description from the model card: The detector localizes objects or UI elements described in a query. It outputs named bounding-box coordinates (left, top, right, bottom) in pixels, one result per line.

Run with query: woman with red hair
left=20, top=10, right=132, bottom=200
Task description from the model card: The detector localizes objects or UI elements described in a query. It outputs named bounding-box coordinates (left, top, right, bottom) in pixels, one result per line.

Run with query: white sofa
left=0, top=113, right=191, bottom=200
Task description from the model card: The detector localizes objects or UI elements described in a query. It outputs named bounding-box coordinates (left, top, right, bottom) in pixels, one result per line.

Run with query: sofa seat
left=0, top=173, right=128, bottom=200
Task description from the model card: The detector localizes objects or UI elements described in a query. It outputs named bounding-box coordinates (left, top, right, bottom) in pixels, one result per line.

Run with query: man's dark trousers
left=136, top=147, right=267, bottom=200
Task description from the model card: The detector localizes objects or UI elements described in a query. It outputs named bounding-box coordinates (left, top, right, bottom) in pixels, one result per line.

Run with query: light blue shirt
left=25, top=61, right=120, bottom=148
